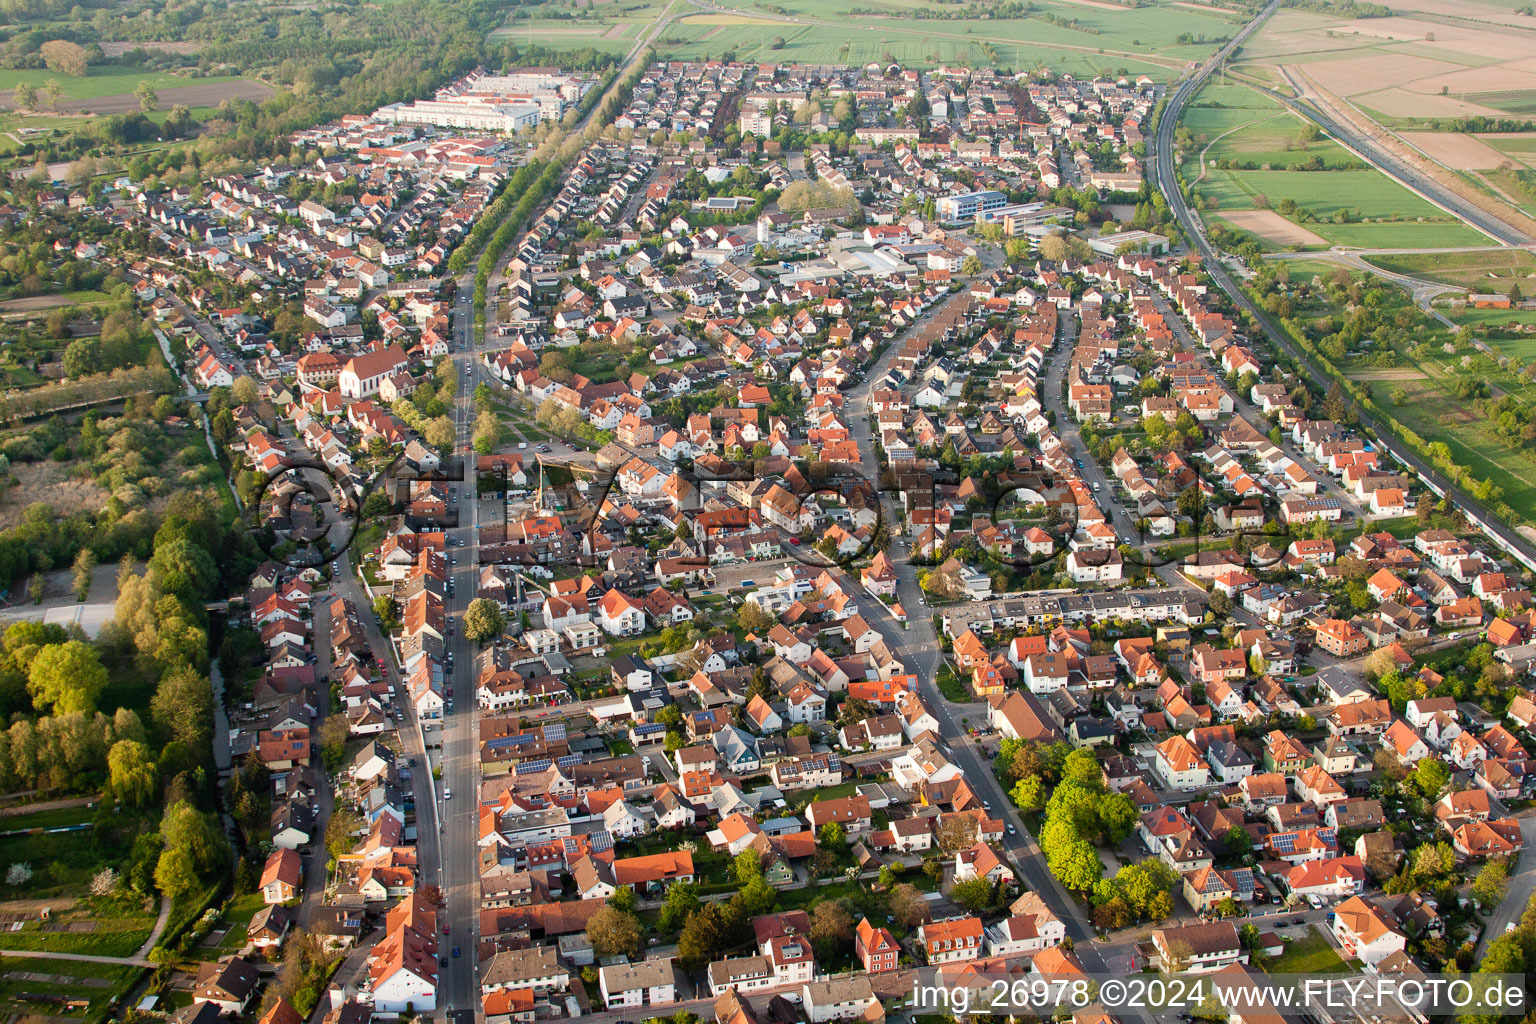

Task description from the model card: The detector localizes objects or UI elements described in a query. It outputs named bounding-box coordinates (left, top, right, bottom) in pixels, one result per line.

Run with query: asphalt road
left=436, top=283, right=483, bottom=1013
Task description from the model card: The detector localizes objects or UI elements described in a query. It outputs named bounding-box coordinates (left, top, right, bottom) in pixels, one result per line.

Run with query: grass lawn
left=1306, top=220, right=1491, bottom=249
left=1183, top=101, right=1359, bottom=174
left=1264, top=926, right=1351, bottom=973
left=1199, top=165, right=1452, bottom=218
left=1467, top=90, right=1536, bottom=118
left=1449, top=307, right=1536, bottom=336
left=1276, top=258, right=1351, bottom=283
left=0, top=824, right=116, bottom=891
left=803, top=781, right=863, bottom=803
left=211, top=892, right=266, bottom=950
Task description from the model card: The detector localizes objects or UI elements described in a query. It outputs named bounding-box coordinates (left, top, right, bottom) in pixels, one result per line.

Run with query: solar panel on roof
left=543, top=722, right=567, bottom=742
left=515, top=758, right=552, bottom=774
left=556, top=754, right=583, bottom=768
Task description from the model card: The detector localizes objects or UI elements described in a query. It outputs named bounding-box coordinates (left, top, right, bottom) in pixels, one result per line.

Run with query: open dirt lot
left=0, top=296, right=75, bottom=314
left=1330, top=15, right=1536, bottom=60
left=1300, top=52, right=1463, bottom=97
left=56, top=79, right=273, bottom=115
left=1400, top=131, right=1520, bottom=169
left=1219, top=209, right=1328, bottom=246
left=1398, top=63, right=1536, bottom=99
left=1349, top=367, right=1431, bottom=380
left=0, top=461, right=109, bottom=530
left=97, top=41, right=204, bottom=56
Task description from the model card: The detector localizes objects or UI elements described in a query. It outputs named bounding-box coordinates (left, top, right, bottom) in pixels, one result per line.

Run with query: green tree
left=373, top=595, right=399, bottom=631
left=39, top=40, right=89, bottom=76
left=1096, top=791, right=1138, bottom=845
left=12, top=82, right=37, bottom=111
left=27, top=640, right=107, bottom=715
left=607, top=884, right=637, bottom=913
left=1011, top=774, right=1045, bottom=812
left=817, top=821, right=846, bottom=850
left=1412, top=758, right=1451, bottom=799
left=72, top=547, right=96, bottom=602
left=736, top=602, right=775, bottom=635
left=1061, top=748, right=1103, bottom=790
left=160, top=801, right=225, bottom=875
left=584, top=904, right=642, bottom=959
left=463, top=598, right=505, bottom=643
left=740, top=875, right=777, bottom=916
left=1471, top=860, right=1510, bottom=907
left=950, top=876, right=994, bottom=911
left=658, top=882, right=700, bottom=933
left=107, top=739, right=157, bottom=807
left=135, top=80, right=158, bottom=113
left=677, top=901, right=739, bottom=968
left=154, top=846, right=199, bottom=900
left=150, top=665, right=213, bottom=751
left=325, top=806, right=364, bottom=859
left=148, top=537, right=218, bottom=601
left=733, top=848, right=763, bottom=885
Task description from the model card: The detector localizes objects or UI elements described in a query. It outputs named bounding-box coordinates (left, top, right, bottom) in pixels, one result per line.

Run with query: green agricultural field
left=501, top=0, right=1238, bottom=73
left=0, top=66, right=247, bottom=103
left=731, top=0, right=1247, bottom=54
left=1184, top=107, right=1362, bottom=176
left=1365, top=248, right=1536, bottom=288
left=1373, top=374, right=1536, bottom=520
left=1467, top=90, right=1536, bottom=117
left=1488, top=137, right=1536, bottom=156
left=1198, top=166, right=1449, bottom=220
left=1306, top=220, right=1493, bottom=247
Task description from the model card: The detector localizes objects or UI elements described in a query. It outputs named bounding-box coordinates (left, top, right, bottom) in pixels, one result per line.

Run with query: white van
left=518, top=442, right=527, bottom=450
left=444, top=788, right=452, bottom=801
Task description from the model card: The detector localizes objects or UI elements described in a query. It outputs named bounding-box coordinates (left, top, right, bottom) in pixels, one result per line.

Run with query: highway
left=1151, top=0, right=1536, bottom=578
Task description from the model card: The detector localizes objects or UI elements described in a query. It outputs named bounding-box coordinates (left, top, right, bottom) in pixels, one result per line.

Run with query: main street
left=435, top=281, right=483, bottom=1014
